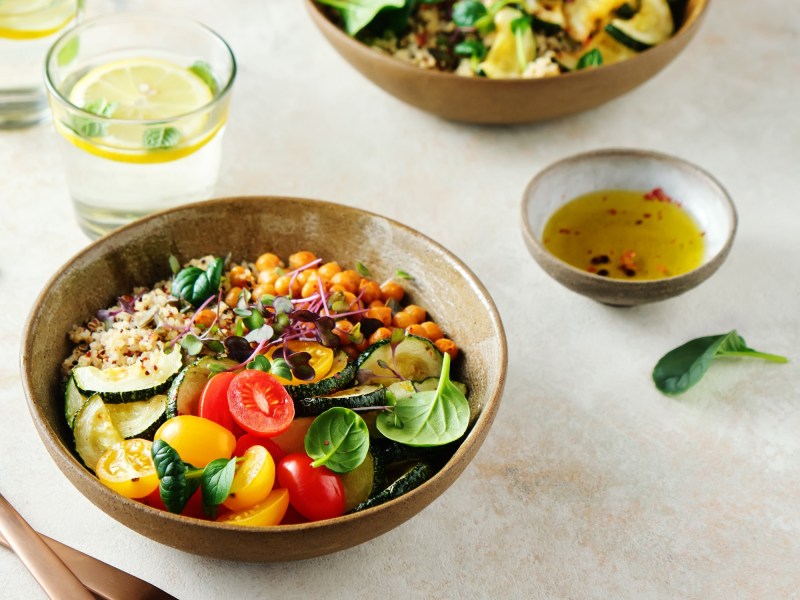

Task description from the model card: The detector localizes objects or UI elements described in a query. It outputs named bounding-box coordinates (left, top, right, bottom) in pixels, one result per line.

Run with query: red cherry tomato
left=276, top=453, right=345, bottom=522
left=234, top=433, right=286, bottom=464
left=199, top=371, right=243, bottom=435
left=227, top=370, right=295, bottom=437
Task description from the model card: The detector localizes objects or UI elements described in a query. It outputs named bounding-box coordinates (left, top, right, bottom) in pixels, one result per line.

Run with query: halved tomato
left=265, top=340, right=334, bottom=385
left=227, top=370, right=295, bottom=437
left=198, top=371, right=244, bottom=436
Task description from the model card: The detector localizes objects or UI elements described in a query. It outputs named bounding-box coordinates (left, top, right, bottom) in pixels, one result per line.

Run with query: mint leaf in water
left=143, top=127, right=181, bottom=150
left=69, top=98, right=116, bottom=138
left=189, top=61, right=218, bottom=95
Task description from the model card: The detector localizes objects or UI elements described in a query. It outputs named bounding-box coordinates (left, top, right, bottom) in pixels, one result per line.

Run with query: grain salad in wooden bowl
left=21, top=196, right=507, bottom=562
left=306, top=0, right=709, bottom=123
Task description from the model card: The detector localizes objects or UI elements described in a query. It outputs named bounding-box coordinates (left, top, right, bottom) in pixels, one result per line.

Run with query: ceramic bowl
left=21, top=196, right=507, bottom=562
left=520, top=149, right=737, bottom=306
left=306, top=0, right=709, bottom=124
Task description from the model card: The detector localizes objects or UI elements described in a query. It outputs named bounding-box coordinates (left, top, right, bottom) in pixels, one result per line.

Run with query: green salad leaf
left=305, top=407, right=370, bottom=473
left=576, top=48, right=603, bottom=69
left=652, top=330, right=788, bottom=395
left=172, top=256, right=224, bottom=308
left=201, top=457, right=237, bottom=517
left=376, top=352, right=469, bottom=447
left=315, top=0, right=407, bottom=36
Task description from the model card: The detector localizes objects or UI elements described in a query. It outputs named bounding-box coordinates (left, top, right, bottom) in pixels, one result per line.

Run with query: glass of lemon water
left=0, top=0, right=80, bottom=128
left=44, top=13, right=236, bottom=238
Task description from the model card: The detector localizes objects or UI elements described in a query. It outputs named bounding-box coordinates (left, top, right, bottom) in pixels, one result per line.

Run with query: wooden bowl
left=21, top=196, right=507, bottom=562
left=305, top=0, right=709, bottom=124
left=520, top=148, right=737, bottom=306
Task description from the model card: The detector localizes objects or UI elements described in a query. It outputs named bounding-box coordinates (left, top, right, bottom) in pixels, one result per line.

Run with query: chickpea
left=392, top=310, right=416, bottom=329
left=318, top=261, right=342, bottom=280
left=255, top=252, right=282, bottom=272
left=403, top=304, right=426, bottom=324
left=334, top=319, right=354, bottom=345
left=380, top=281, right=405, bottom=303
left=194, top=309, right=216, bottom=329
left=330, top=270, right=361, bottom=294
left=228, top=265, right=254, bottom=288
left=358, top=279, right=382, bottom=305
left=289, top=250, right=317, bottom=270
left=365, top=306, right=392, bottom=328
left=301, top=280, right=318, bottom=298
left=275, top=275, right=301, bottom=297
left=258, top=268, right=280, bottom=285
left=368, top=299, right=385, bottom=309
left=435, top=338, right=458, bottom=359
left=405, top=323, right=427, bottom=338
left=252, top=283, right=275, bottom=301
left=420, top=321, right=444, bottom=341
left=368, top=327, right=393, bottom=345
left=225, top=286, right=243, bottom=307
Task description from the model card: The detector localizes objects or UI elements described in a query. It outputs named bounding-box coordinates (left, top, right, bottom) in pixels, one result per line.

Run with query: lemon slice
left=0, top=0, right=78, bottom=40
left=60, top=57, right=220, bottom=163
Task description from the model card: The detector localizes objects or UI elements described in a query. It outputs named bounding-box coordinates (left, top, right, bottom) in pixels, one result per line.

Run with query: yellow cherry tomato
left=265, top=341, right=334, bottom=385
left=154, top=415, right=235, bottom=467
left=217, top=488, right=289, bottom=527
left=95, top=439, right=159, bottom=499
left=222, top=445, right=276, bottom=512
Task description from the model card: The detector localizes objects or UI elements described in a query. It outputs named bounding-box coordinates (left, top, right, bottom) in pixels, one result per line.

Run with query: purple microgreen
left=225, top=336, right=253, bottom=363
left=386, top=298, right=402, bottom=315
left=348, top=322, right=365, bottom=345
left=316, top=276, right=330, bottom=317
left=286, top=351, right=315, bottom=381
left=233, top=307, right=252, bottom=317
left=246, top=355, right=271, bottom=372
left=315, top=316, right=340, bottom=349
left=389, top=328, right=407, bottom=368
left=394, top=270, right=413, bottom=280
left=207, top=362, right=228, bottom=374
left=359, top=317, right=383, bottom=339
left=236, top=288, right=251, bottom=309
left=290, top=309, right=318, bottom=323
left=181, top=334, right=205, bottom=356
left=168, top=255, right=181, bottom=275
left=273, top=296, right=294, bottom=315
left=205, top=340, right=225, bottom=354
left=355, top=261, right=371, bottom=278
left=269, top=357, right=292, bottom=380
left=245, top=324, right=273, bottom=344
left=243, top=310, right=265, bottom=331
left=235, top=318, right=244, bottom=337
left=261, top=294, right=275, bottom=307
left=275, top=312, right=290, bottom=329
left=377, top=359, right=406, bottom=381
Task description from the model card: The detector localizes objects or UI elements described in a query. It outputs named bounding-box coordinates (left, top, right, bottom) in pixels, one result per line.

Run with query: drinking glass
left=0, top=0, right=80, bottom=128
left=44, top=13, right=236, bottom=238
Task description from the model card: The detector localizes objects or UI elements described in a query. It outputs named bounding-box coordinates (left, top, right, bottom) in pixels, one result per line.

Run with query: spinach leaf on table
left=652, top=330, right=788, bottom=396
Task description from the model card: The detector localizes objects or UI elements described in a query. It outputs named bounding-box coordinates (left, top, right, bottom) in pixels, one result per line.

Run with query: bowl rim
left=20, top=194, right=508, bottom=537
left=305, top=0, right=711, bottom=86
left=519, top=147, right=738, bottom=288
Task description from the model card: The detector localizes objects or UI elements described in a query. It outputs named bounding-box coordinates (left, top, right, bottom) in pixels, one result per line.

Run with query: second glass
left=45, top=13, right=237, bottom=238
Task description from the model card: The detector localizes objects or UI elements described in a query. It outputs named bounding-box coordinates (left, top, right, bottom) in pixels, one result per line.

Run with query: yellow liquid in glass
left=542, top=188, right=705, bottom=281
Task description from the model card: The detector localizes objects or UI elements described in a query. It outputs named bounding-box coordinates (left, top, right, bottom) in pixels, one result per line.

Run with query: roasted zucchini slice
left=295, top=385, right=387, bottom=417
left=64, top=374, right=87, bottom=429
left=285, top=351, right=355, bottom=399
left=166, top=355, right=237, bottom=418
left=605, top=0, right=673, bottom=50
left=106, top=394, right=167, bottom=439
left=73, top=394, right=124, bottom=470
left=356, top=335, right=444, bottom=387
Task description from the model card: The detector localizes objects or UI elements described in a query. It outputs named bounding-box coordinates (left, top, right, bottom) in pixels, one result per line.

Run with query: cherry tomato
left=154, top=415, right=236, bottom=467
left=142, top=487, right=211, bottom=520
left=95, top=439, right=159, bottom=499
left=265, top=341, right=334, bottom=385
left=227, top=370, right=295, bottom=436
left=276, top=453, right=345, bottom=522
left=234, top=433, right=285, bottom=464
left=269, top=416, right=314, bottom=456
left=222, top=445, right=276, bottom=512
left=198, top=371, right=244, bottom=435
left=217, top=488, right=289, bottom=527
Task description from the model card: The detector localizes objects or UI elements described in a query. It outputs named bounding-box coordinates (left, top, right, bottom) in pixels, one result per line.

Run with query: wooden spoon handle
left=0, top=493, right=94, bottom=600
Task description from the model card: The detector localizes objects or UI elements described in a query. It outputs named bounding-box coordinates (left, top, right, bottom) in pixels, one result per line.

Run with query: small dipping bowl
left=521, top=148, right=737, bottom=306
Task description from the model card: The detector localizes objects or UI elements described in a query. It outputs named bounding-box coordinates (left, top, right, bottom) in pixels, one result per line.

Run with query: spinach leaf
left=151, top=439, right=199, bottom=514
left=315, top=0, right=406, bottom=36
left=451, top=0, right=488, bottom=27
left=201, top=457, right=237, bottom=517
left=305, top=407, right=370, bottom=473
left=172, top=256, right=224, bottom=308
left=653, top=330, right=788, bottom=395
left=376, top=352, right=469, bottom=447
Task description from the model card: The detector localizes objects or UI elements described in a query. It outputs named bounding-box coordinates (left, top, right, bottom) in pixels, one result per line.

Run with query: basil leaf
left=172, top=256, right=224, bottom=308
left=577, top=48, right=603, bottom=70
left=376, top=352, right=469, bottom=447
left=315, top=0, right=406, bottom=36
left=653, top=330, right=788, bottom=395
left=201, top=457, right=237, bottom=517
left=152, top=439, right=195, bottom=514
left=305, top=407, right=370, bottom=473
left=452, top=0, right=488, bottom=27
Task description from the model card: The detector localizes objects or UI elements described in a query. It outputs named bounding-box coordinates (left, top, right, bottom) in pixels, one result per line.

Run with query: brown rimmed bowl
left=306, top=0, right=709, bottom=124
left=21, top=196, right=507, bottom=562
left=521, top=148, right=737, bottom=306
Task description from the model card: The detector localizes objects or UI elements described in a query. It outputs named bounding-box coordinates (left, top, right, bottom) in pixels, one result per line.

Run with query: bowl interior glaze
left=21, top=196, right=507, bottom=562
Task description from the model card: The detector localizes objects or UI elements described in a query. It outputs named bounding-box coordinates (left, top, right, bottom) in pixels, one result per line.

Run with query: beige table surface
left=1, top=1, right=799, bottom=598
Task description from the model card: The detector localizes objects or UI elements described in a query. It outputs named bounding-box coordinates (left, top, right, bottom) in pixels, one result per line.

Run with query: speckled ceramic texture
left=20, top=196, right=507, bottom=562
left=521, top=148, right=737, bottom=306
left=305, top=0, right=708, bottom=124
